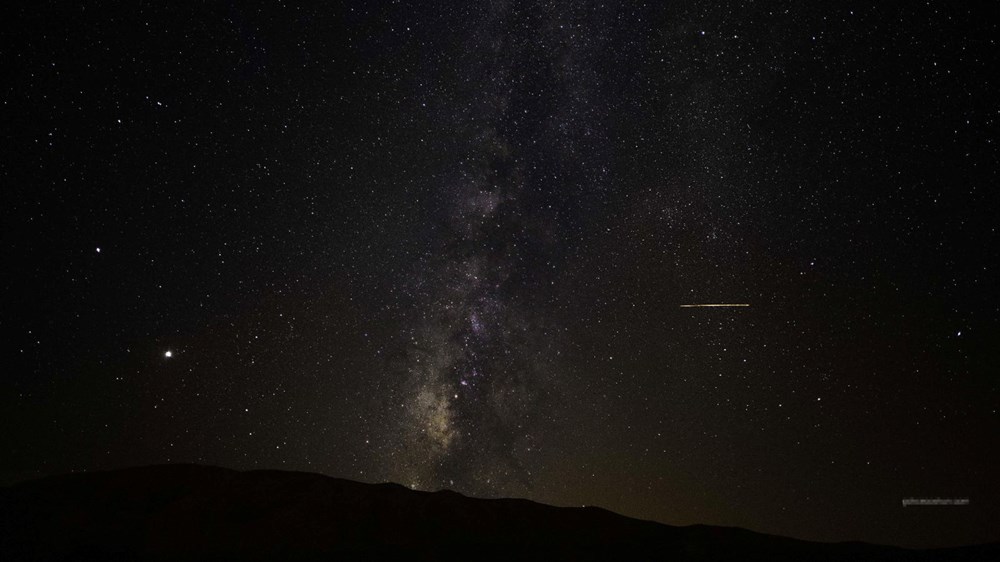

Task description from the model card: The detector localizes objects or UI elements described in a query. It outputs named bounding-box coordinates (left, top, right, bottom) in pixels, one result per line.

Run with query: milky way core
left=388, top=3, right=613, bottom=494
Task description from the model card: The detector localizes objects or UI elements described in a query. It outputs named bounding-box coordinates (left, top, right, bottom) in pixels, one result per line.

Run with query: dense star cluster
left=387, top=3, right=617, bottom=493
left=2, top=1, right=998, bottom=550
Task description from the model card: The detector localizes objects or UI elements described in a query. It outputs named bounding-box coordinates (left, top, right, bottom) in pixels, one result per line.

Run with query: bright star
left=164, top=351, right=173, bottom=358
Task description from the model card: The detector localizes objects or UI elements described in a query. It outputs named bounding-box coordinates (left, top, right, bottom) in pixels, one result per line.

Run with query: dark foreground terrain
left=0, top=465, right=995, bottom=561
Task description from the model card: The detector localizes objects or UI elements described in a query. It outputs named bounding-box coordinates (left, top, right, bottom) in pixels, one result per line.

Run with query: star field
left=2, top=1, right=998, bottom=549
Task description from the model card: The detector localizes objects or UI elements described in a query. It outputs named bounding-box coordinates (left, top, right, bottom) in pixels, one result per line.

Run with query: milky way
left=390, top=2, right=614, bottom=493
left=6, top=0, right=998, bottom=549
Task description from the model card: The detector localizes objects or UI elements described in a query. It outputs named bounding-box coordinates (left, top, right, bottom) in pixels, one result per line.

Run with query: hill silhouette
left=0, top=464, right=995, bottom=561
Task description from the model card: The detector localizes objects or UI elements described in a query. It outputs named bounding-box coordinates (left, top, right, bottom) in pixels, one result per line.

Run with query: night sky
left=3, top=1, right=998, bottom=549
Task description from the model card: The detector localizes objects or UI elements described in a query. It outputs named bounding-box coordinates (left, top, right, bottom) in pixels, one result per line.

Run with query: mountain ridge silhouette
left=1, top=464, right=995, bottom=561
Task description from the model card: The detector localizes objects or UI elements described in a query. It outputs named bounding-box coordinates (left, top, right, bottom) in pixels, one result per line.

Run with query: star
left=164, top=351, right=173, bottom=358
